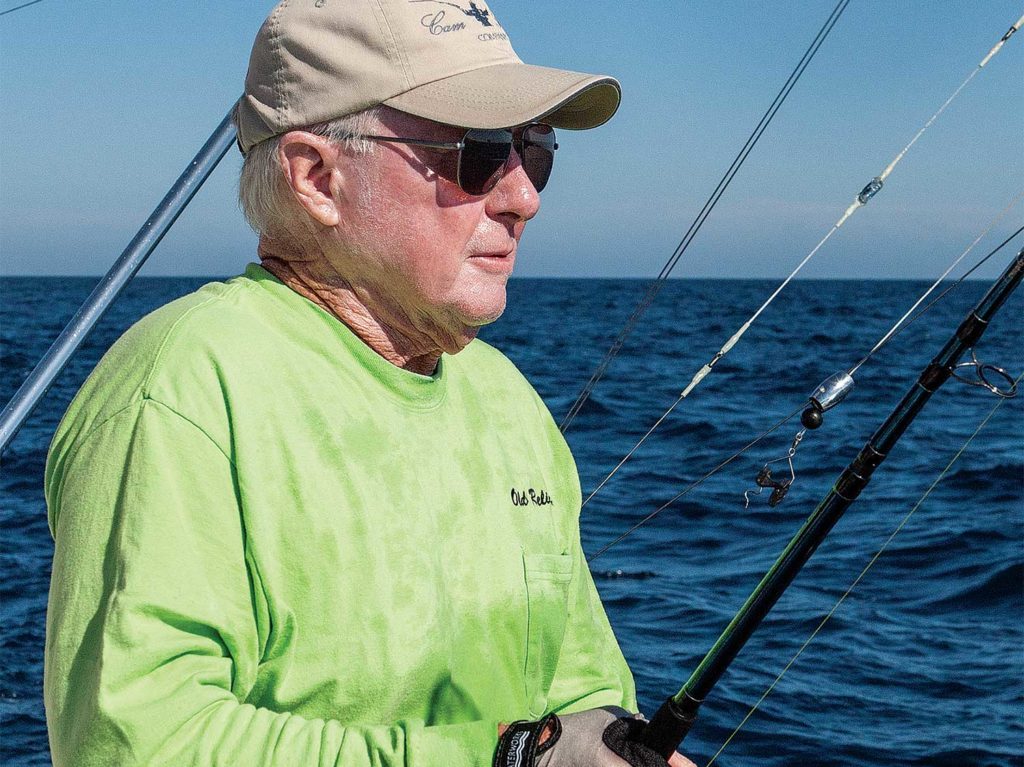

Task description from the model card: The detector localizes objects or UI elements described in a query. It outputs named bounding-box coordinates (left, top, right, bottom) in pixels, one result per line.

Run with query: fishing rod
left=0, top=110, right=237, bottom=454
left=704, top=370, right=1021, bottom=764
left=631, top=248, right=1023, bottom=758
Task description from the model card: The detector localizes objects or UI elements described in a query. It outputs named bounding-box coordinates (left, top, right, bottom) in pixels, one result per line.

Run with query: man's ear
left=277, top=132, right=344, bottom=227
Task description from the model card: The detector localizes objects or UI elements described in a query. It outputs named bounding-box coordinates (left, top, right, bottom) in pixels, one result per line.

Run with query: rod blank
left=637, top=249, right=1024, bottom=757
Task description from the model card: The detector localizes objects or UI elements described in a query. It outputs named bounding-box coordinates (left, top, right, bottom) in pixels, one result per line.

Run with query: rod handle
left=637, top=695, right=700, bottom=759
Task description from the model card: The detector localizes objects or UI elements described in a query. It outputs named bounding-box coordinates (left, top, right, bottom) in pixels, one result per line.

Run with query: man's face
left=328, top=109, right=542, bottom=354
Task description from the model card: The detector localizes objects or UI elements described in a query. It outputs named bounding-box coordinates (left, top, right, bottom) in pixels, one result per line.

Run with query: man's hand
left=496, top=708, right=697, bottom=767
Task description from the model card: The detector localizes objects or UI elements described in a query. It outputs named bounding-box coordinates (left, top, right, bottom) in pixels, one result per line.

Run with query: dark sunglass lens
left=518, top=124, right=556, bottom=192
left=459, top=129, right=513, bottom=195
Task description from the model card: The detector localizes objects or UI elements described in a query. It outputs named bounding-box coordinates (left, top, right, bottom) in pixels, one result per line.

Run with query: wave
left=911, top=562, right=1023, bottom=612
left=592, top=568, right=658, bottom=580
left=946, top=461, right=1024, bottom=491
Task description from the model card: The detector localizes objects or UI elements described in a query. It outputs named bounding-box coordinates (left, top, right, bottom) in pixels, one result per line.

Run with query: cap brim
left=383, top=62, right=621, bottom=131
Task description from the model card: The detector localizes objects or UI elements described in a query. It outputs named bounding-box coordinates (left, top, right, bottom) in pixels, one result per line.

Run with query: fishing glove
left=493, top=707, right=671, bottom=767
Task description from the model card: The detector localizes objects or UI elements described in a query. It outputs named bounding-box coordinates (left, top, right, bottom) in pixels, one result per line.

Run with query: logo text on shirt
left=510, top=487, right=553, bottom=507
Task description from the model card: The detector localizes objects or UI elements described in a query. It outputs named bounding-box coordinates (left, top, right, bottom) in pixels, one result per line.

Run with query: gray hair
left=238, top=107, right=382, bottom=237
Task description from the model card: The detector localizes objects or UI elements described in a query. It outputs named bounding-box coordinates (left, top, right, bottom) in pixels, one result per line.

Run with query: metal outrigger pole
left=635, top=249, right=1024, bottom=758
left=0, top=109, right=237, bottom=454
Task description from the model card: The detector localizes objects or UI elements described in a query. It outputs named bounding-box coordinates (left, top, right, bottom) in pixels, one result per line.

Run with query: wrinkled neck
left=258, top=242, right=444, bottom=375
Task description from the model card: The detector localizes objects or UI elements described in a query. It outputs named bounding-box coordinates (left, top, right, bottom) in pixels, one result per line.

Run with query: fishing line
left=581, top=395, right=684, bottom=507
left=703, top=370, right=1023, bottom=766
left=857, top=222, right=1024, bottom=363
left=674, top=12, right=1023, bottom=405
left=559, top=0, right=853, bottom=434
left=850, top=195, right=1024, bottom=375
left=739, top=220, right=1024, bottom=506
left=576, top=14, right=1023, bottom=515
left=626, top=253, right=1022, bottom=756
left=582, top=214, right=1024, bottom=512
left=586, top=404, right=804, bottom=563
left=585, top=229, right=1023, bottom=557
left=0, top=0, right=44, bottom=17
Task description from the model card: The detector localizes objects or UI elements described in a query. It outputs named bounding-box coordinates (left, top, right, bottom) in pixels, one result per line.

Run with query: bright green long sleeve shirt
left=44, top=264, right=636, bottom=766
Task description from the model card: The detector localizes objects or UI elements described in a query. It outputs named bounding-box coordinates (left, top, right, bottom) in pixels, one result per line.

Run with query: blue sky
left=0, top=1, right=1021, bottom=278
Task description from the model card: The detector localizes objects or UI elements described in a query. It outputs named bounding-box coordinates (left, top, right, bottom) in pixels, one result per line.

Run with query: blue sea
left=2, top=274, right=1022, bottom=766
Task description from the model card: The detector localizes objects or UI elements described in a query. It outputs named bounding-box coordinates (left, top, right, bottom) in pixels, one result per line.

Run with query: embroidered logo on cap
left=410, top=0, right=493, bottom=26
left=409, top=0, right=507, bottom=39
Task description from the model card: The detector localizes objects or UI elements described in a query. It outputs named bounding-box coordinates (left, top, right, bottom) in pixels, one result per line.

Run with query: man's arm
left=505, top=538, right=698, bottom=766
left=542, top=524, right=638, bottom=716
left=45, top=399, right=497, bottom=767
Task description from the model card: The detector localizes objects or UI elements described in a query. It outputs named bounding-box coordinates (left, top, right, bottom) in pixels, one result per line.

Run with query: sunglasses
left=361, top=123, right=558, bottom=196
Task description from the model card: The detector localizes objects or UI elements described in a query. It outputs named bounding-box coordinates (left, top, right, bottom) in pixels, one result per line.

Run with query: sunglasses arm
left=362, top=134, right=464, bottom=150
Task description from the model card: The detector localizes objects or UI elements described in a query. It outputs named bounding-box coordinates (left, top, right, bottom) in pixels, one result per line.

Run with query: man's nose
left=485, top=147, right=541, bottom=223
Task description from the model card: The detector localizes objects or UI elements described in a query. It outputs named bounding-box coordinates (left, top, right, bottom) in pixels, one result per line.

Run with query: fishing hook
left=744, top=429, right=805, bottom=508
left=950, top=348, right=1018, bottom=398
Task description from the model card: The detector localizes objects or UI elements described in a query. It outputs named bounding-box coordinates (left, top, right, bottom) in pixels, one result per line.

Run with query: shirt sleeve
left=542, top=522, right=639, bottom=716
left=44, top=398, right=498, bottom=767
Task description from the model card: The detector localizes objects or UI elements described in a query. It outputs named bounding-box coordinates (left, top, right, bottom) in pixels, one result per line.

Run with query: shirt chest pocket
left=522, top=552, right=573, bottom=717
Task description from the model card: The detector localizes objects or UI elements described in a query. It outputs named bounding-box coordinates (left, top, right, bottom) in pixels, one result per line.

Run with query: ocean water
left=1, top=273, right=1022, bottom=766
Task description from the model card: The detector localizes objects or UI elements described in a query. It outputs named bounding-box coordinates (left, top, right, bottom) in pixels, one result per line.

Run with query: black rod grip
left=637, top=695, right=700, bottom=759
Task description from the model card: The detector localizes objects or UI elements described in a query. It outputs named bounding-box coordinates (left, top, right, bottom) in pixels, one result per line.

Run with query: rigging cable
left=585, top=229, right=1023, bottom=556
left=703, top=370, right=1023, bottom=766
left=0, top=0, right=44, bottom=18
left=582, top=209, right=1024, bottom=510
left=558, top=0, right=853, bottom=434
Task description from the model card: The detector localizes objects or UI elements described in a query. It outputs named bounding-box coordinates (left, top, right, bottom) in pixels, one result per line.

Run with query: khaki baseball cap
left=234, top=0, right=621, bottom=154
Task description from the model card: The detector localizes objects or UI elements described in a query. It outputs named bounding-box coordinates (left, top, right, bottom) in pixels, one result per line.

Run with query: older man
left=44, top=2, right=693, bottom=766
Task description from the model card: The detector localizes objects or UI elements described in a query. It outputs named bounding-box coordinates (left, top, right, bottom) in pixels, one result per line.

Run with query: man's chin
left=465, top=303, right=506, bottom=330
left=445, top=307, right=503, bottom=353
left=459, top=287, right=507, bottom=327
left=438, top=288, right=507, bottom=352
